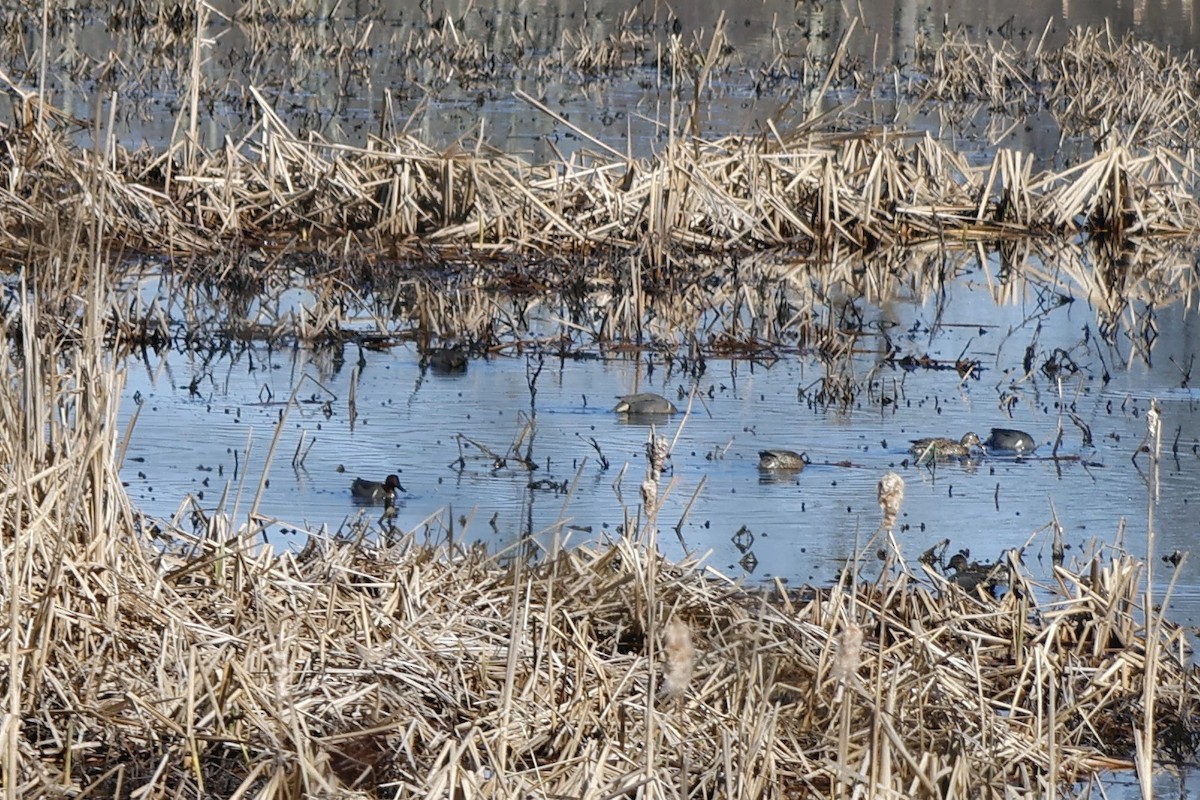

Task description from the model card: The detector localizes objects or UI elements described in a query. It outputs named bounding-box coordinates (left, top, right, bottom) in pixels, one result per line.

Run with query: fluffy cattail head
left=663, top=617, right=696, bottom=698
left=831, top=622, right=863, bottom=684
left=877, top=471, right=905, bottom=531
left=641, top=478, right=658, bottom=513
left=645, top=434, right=670, bottom=479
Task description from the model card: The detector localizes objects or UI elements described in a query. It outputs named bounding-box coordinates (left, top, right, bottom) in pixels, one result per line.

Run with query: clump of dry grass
left=7, top=485, right=1199, bottom=797
left=911, top=26, right=1200, bottom=152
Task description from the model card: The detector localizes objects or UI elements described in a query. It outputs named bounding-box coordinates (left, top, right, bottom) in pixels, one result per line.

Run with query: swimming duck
left=909, top=432, right=983, bottom=461
left=612, top=392, right=678, bottom=415
left=351, top=474, right=405, bottom=502
left=422, top=345, right=468, bottom=374
left=984, top=427, right=1036, bottom=453
left=758, top=449, right=809, bottom=471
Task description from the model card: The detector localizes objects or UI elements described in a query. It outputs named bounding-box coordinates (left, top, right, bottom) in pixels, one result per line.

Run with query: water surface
left=119, top=247, right=1200, bottom=634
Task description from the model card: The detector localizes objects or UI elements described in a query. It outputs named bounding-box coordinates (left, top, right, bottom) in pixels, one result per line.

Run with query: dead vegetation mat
left=5, top=26, right=1200, bottom=270
left=4, top=516, right=1198, bottom=798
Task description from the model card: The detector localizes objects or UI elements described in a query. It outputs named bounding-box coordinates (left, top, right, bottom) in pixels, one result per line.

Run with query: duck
left=612, top=392, right=678, bottom=415
left=909, top=432, right=983, bottom=461
left=351, top=474, right=405, bottom=502
left=984, top=427, right=1036, bottom=453
left=947, top=553, right=1008, bottom=594
left=758, top=449, right=809, bottom=471
left=422, top=345, right=468, bottom=374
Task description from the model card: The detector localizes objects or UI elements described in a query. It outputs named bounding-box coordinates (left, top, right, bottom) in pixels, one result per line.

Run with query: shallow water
left=119, top=247, right=1200, bottom=642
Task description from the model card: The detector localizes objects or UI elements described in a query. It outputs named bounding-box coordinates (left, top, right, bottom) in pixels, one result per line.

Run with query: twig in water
left=508, top=412, right=538, bottom=470
left=579, top=434, right=609, bottom=471
left=672, top=475, right=706, bottom=551
left=455, top=432, right=507, bottom=470
left=291, top=430, right=316, bottom=468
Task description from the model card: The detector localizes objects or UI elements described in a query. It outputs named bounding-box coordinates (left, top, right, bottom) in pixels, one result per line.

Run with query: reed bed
left=910, top=26, right=1200, bottom=151
left=7, top=479, right=1200, bottom=796
left=7, top=23, right=1200, bottom=267
left=3, top=93, right=1197, bottom=262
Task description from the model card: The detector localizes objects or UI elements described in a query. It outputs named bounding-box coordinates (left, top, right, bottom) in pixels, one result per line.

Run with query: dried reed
left=6, top=27, right=1200, bottom=271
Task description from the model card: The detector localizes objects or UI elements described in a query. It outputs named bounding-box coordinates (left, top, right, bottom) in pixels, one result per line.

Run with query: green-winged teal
left=758, top=449, right=809, bottom=471
left=351, top=474, right=405, bottom=502
left=612, top=392, right=678, bottom=415
left=984, top=427, right=1036, bottom=453
left=909, top=432, right=982, bottom=461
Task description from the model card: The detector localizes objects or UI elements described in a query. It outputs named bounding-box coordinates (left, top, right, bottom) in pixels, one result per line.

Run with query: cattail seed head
left=831, top=622, right=863, bottom=684
left=645, top=434, right=670, bottom=478
left=641, top=478, right=658, bottom=513
left=878, top=471, right=905, bottom=531
left=663, top=617, right=695, bottom=698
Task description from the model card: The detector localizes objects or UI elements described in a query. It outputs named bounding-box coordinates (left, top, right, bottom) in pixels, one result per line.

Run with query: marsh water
left=74, top=1, right=1197, bottom=611
left=31, top=0, right=1200, bottom=162
left=118, top=242, right=1200, bottom=612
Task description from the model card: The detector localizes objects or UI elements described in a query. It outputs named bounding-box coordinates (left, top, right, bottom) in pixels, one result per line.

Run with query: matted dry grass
left=6, top=486, right=1200, bottom=796
left=4, top=25, right=1200, bottom=269
left=3, top=99, right=1195, bottom=263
